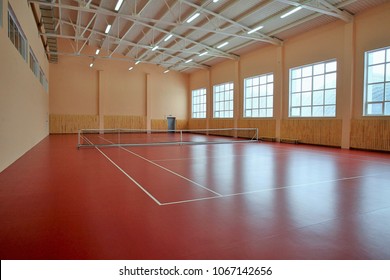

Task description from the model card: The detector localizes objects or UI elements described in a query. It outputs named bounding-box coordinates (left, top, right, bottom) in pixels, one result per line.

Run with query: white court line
left=95, top=147, right=163, bottom=206
left=82, top=135, right=162, bottom=206
left=120, top=146, right=223, bottom=197
left=92, top=135, right=221, bottom=203
left=90, top=135, right=389, bottom=206
left=159, top=173, right=389, bottom=206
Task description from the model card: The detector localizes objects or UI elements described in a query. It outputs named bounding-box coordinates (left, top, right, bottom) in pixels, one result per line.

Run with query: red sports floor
left=0, top=134, right=390, bottom=259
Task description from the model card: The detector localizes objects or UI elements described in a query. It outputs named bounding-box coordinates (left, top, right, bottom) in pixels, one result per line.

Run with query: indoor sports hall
left=1, top=0, right=390, bottom=260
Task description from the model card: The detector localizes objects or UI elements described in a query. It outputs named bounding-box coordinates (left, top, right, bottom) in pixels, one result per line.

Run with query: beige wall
left=188, top=2, right=390, bottom=151
left=50, top=38, right=189, bottom=132
left=0, top=0, right=49, bottom=172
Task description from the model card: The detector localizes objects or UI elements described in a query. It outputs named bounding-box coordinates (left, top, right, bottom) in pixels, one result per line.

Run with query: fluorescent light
left=152, top=45, right=159, bottom=51
left=164, top=34, right=173, bottom=42
left=247, top=25, right=264, bottom=34
left=89, top=63, right=93, bottom=68
left=199, top=51, right=208, bottom=56
left=280, top=6, right=302, bottom=19
left=105, top=24, right=112, bottom=33
left=114, top=0, right=124, bottom=11
left=217, top=41, right=229, bottom=49
left=213, top=0, right=219, bottom=2
left=185, top=59, right=193, bottom=63
left=95, top=49, right=100, bottom=55
left=135, top=60, right=141, bottom=65
left=164, top=69, right=170, bottom=74
left=128, top=67, right=133, bottom=71
left=186, top=12, right=200, bottom=23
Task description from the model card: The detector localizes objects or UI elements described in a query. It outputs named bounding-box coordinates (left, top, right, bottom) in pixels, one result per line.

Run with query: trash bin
left=167, top=116, right=176, bottom=133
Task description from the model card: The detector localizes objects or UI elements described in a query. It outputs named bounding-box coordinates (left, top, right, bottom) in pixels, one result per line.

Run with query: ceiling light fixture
left=95, top=49, right=100, bottom=55
left=247, top=25, right=264, bottom=34
left=199, top=51, right=208, bottom=56
left=152, top=45, right=159, bottom=51
left=186, top=12, right=200, bottom=23
left=164, top=34, right=173, bottom=42
left=213, top=0, right=219, bottom=2
left=105, top=24, right=112, bottom=33
left=89, top=63, right=93, bottom=68
left=128, top=67, right=133, bottom=71
left=217, top=41, right=229, bottom=49
left=164, top=69, right=170, bottom=74
left=114, top=0, right=124, bottom=11
left=280, top=6, right=302, bottom=19
left=135, top=60, right=141, bottom=65
left=185, top=59, right=193, bottom=63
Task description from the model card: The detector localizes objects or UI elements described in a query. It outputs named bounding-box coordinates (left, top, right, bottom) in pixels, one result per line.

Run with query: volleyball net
left=77, top=128, right=258, bottom=148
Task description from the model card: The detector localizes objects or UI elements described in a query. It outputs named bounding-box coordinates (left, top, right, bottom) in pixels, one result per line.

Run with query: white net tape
left=78, top=128, right=258, bottom=148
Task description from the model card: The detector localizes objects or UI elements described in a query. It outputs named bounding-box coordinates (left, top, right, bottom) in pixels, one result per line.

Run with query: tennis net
left=77, top=128, right=258, bottom=148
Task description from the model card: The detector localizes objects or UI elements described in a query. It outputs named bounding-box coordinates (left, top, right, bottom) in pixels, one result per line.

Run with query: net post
left=77, top=129, right=81, bottom=149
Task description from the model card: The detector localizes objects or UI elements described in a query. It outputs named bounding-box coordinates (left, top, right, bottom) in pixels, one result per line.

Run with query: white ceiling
left=29, top=0, right=387, bottom=72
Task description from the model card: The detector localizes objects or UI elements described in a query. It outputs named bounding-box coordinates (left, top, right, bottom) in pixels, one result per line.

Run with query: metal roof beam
left=29, top=1, right=239, bottom=60
left=270, top=0, right=356, bottom=35
left=180, top=0, right=282, bottom=45
left=43, top=50, right=209, bottom=70
left=48, top=18, right=210, bottom=69
left=275, top=0, right=354, bottom=22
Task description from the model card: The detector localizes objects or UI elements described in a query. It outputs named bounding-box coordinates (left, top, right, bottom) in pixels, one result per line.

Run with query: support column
left=234, top=60, right=240, bottom=130
left=98, top=70, right=104, bottom=130
left=146, top=73, right=152, bottom=131
left=275, top=45, right=284, bottom=140
left=207, top=69, right=212, bottom=129
left=341, top=19, right=355, bottom=149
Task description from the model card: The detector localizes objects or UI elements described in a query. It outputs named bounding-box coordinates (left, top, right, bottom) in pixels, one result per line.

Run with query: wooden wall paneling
left=237, top=119, right=277, bottom=139
left=351, top=119, right=390, bottom=151
left=151, top=119, right=188, bottom=130
left=188, top=119, right=207, bottom=130
left=280, top=119, right=342, bottom=146
left=49, top=114, right=99, bottom=134
left=104, top=115, right=146, bottom=129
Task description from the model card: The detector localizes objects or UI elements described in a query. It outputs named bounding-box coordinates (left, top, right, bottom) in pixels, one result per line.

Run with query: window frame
left=29, top=47, right=40, bottom=78
left=213, top=82, right=234, bottom=119
left=1, top=0, right=3, bottom=28
left=288, top=59, right=337, bottom=118
left=243, top=73, right=274, bottom=118
left=363, top=46, right=390, bottom=116
left=8, top=4, right=27, bottom=61
left=191, top=88, right=207, bottom=119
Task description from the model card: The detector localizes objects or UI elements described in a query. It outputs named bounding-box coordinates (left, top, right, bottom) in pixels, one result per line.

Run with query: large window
left=1, top=0, right=3, bottom=28
left=40, top=67, right=49, bottom=92
left=364, top=47, right=390, bottom=116
left=244, top=73, right=273, bottom=118
left=192, top=88, right=207, bottom=118
left=29, top=48, right=40, bottom=78
left=213, top=82, right=234, bottom=118
left=289, top=60, right=337, bottom=117
left=8, top=5, right=27, bottom=61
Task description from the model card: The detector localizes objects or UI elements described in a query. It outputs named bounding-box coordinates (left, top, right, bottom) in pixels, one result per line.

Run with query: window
left=363, top=47, right=390, bottom=116
left=244, top=73, right=273, bottom=118
left=213, top=82, right=234, bottom=118
left=289, top=60, right=337, bottom=117
left=1, top=0, right=3, bottom=28
left=8, top=5, right=27, bottom=61
left=29, top=48, right=40, bottom=78
left=192, top=88, right=207, bottom=118
left=40, top=68, right=49, bottom=92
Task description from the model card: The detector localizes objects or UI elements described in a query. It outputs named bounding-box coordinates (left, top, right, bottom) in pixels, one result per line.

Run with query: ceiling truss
left=27, top=0, right=383, bottom=72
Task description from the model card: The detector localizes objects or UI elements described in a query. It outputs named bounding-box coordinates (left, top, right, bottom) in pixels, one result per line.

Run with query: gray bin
left=167, top=116, right=176, bottom=133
